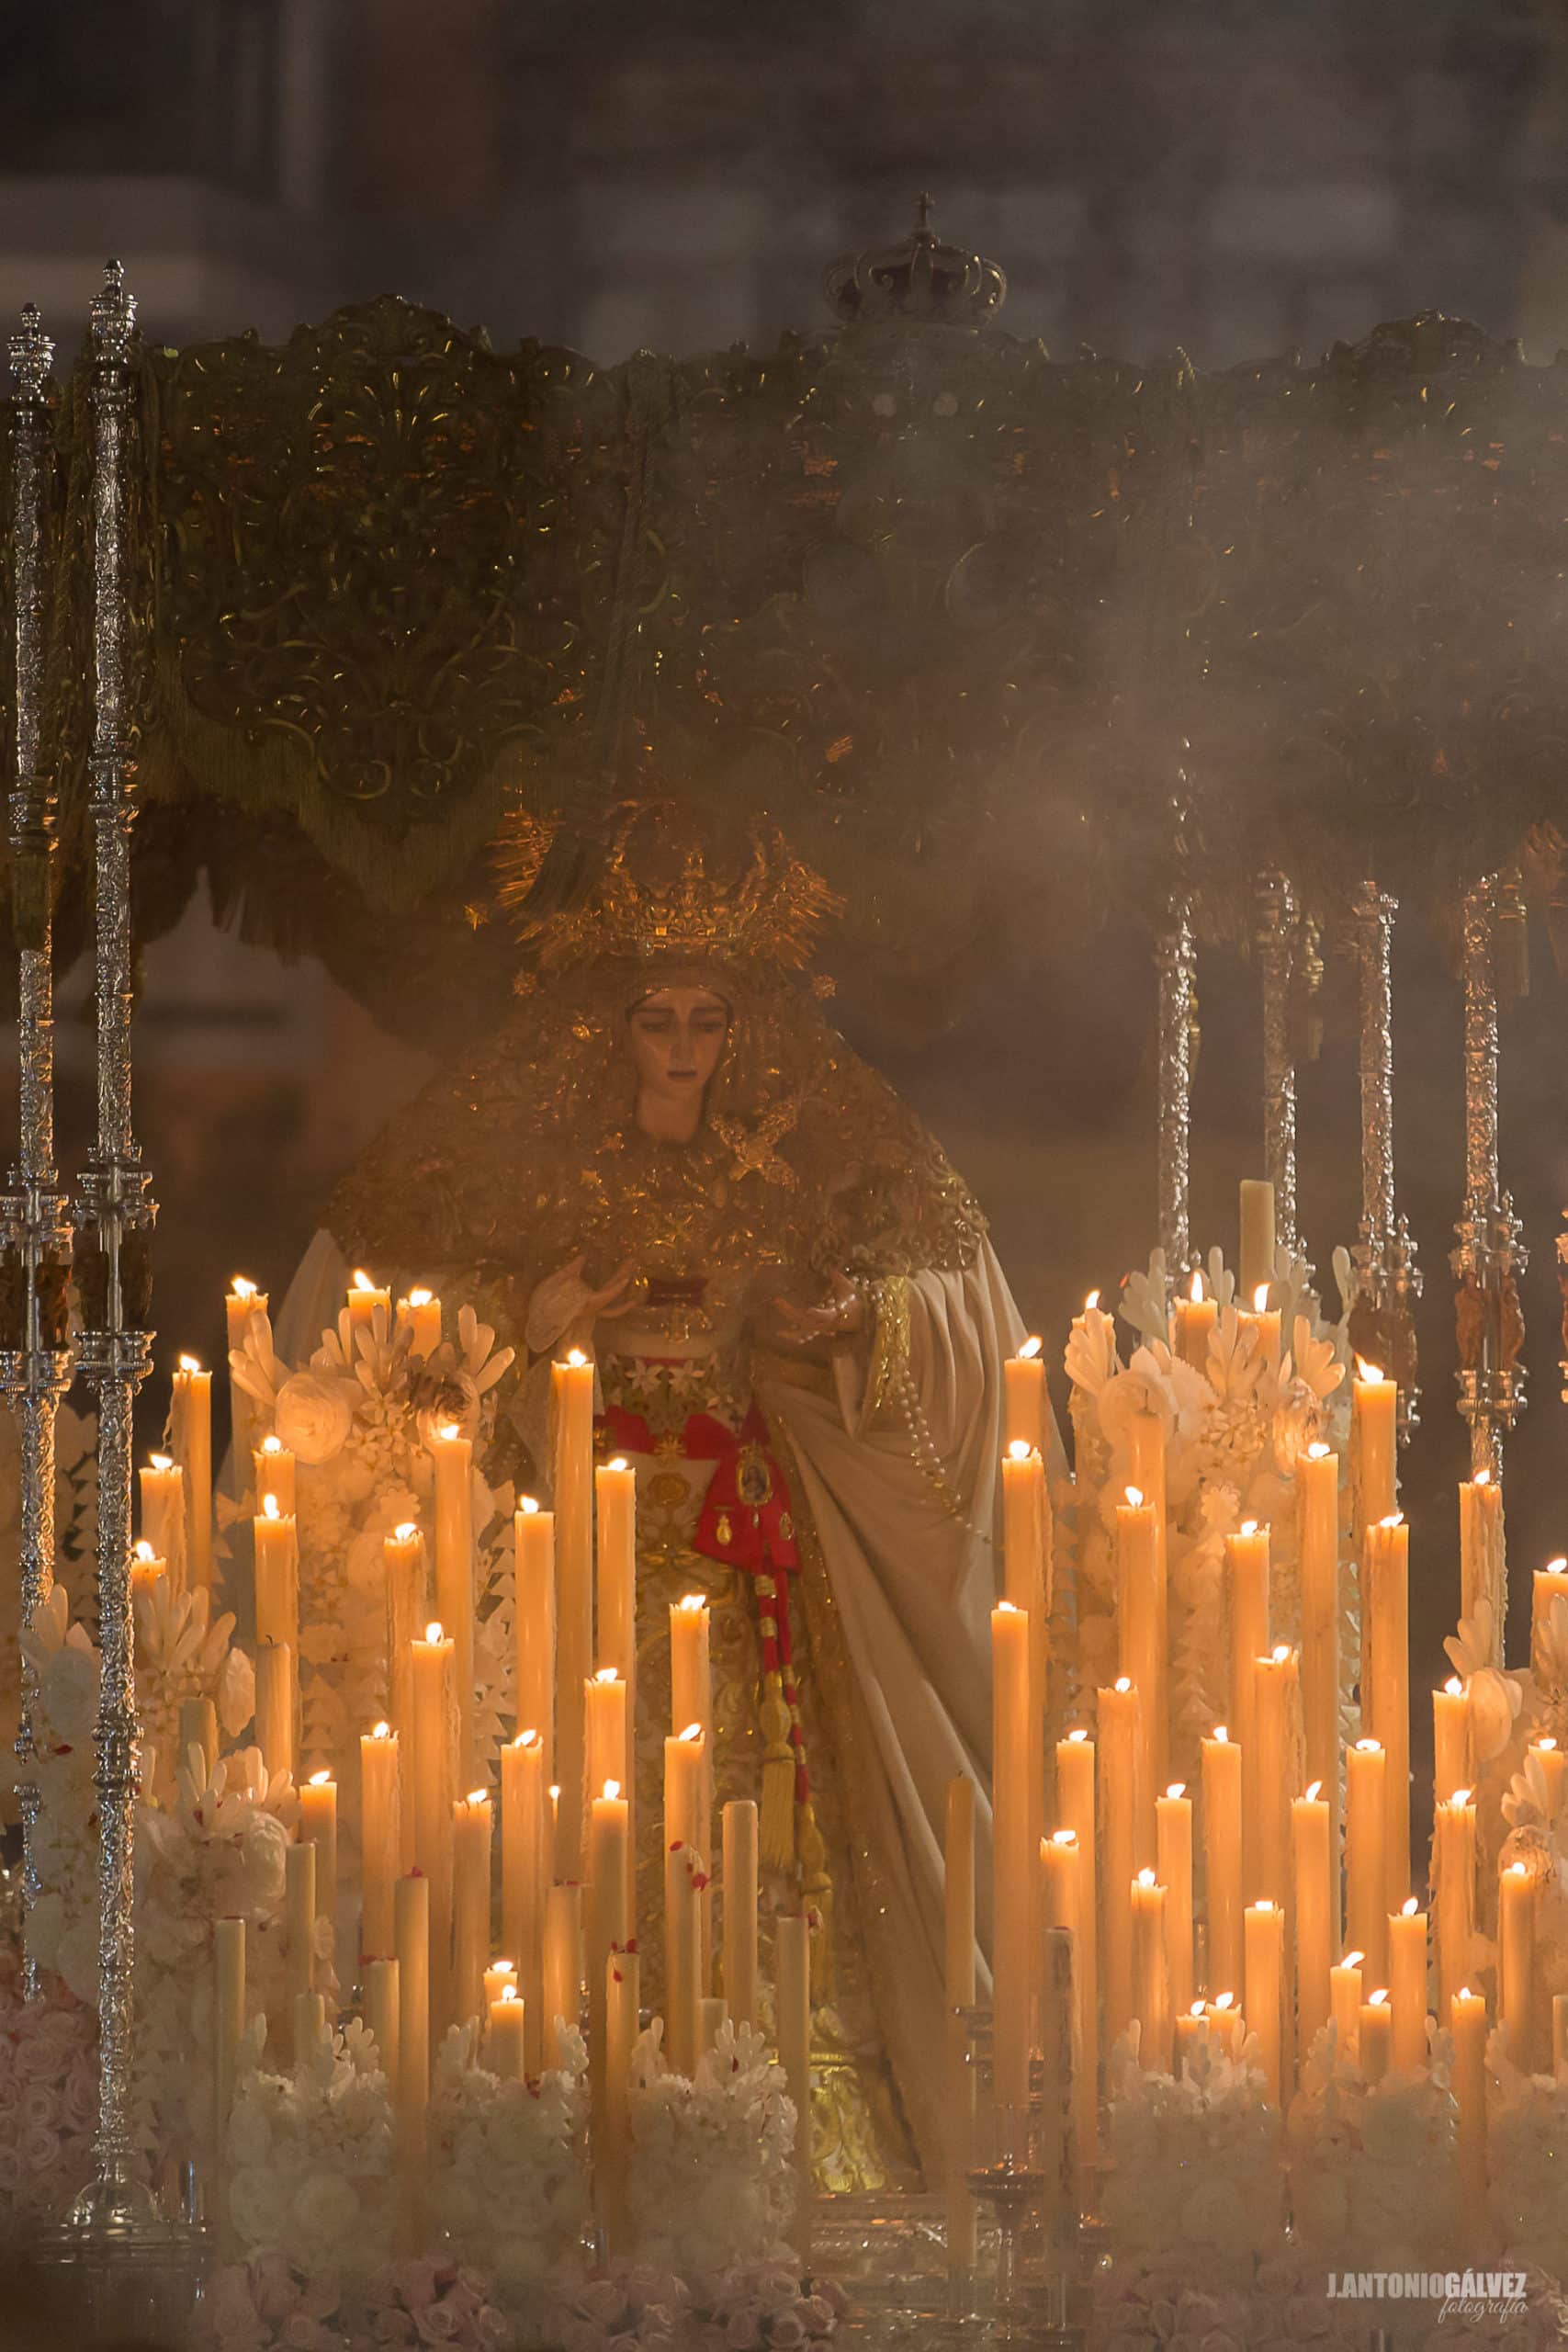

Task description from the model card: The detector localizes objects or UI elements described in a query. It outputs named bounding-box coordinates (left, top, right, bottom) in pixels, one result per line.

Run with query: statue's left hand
left=772, top=1269, right=866, bottom=1347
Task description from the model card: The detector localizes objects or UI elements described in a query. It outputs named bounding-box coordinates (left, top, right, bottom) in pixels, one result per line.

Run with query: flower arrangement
left=624, top=2018, right=797, bottom=2278
left=545, top=2263, right=688, bottom=2352
left=686, top=2262, right=844, bottom=2352
left=353, top=2258, right=513, bottom=2350
left=230, top=1296, right=515, bottom=1782
left=133, top=1571, right=254, bottom=1805
left=1286, top=2019, right=1460, bottom=2267
left=20, top=1582, right=103, bottom=2000
left=1092, top=2252, right=1255, bottom=2352
left=1486, top=2039, right=1568, bottom=2275
left=223, top=2015, right=394, bottom=2285
left=199, top=2253, right=513, bottom=2352
left=1063, top=1244, right=1354, bottom=1781
left=428, top=2018, right=590, bottom=2292
left=0, top=1935, right=100, bottom=2247
left=1103, top=2030, right=1284, bottom=2267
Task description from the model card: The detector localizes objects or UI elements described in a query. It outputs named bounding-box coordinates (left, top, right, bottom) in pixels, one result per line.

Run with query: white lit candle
left=1004, top=1333, right=1047, bottom=1454
left=553, top=1351, right=595, bottom=1875
left=1459, top=1469, right=1506, bottom=1668
left=452, top=1787, right=493, bottom=2032
left=1132, top=1868, right=1171, bottom=2075
left=226, top=1277, right=266, bottom=1465
left=1500, top=1860, right=1538, bottom=2071
left=1055, top=1727, right=1098, bottom=2156
left=1351, top=1359, right=1397, bottom=1555
left=1388, top=1896, right=1428, bottom=2075
left=360, top=1724, right=400, bottom=1961
left=299, top=1769, right=338, bottom=1958
left=1117, top=1485, right=1161, bottom=1854
left=253, top=1431, right=297, bottom=1515
left=1433, top=1678, right=1472, bottom=1806
left=1360, top=1986, right=1392, bottom=2086
left=1435, top=1787, right=1477, bottom=2017
left=515, top=1498, right=556, bottom=1781
left=1452, top=1985, right=1488, bottom=2209
left=171, top=1357, right=212, bottom=1593
left=502, top=1729, right=547, bottom=2074
left=346, top=1267, right=390, bottom=1344
left=1244, top=1899, right=1283, bottom=2104
left=411, top=1623, right=457, bottom=2036
left=140, top=1453, right=186, bottom=1593
left=1346, top=1738, right=1389, bottom=1984
left=1201, top=1726, right=1244, bottom=1996
left=254, top=1493, right=299, bottom=1658
left=1292, top=1779, right=1332, bottom=2061
left=433, top=1422, right=476, bottom=1789
left=1174, top=1270, right=1217, bottom=1373
left=395, top=1284, right=443, bottom=1358
left=1099, top=1678, right=1139, bottom=2052
left=1297, top=1439, right=1341, bottom=1936
left=1156, top=1782, right=1194, bottom=2017
left=723, top=1799, right=760, bottom=2031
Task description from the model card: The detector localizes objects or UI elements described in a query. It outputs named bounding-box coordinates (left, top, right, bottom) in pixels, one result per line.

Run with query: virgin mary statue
left=276, top=807, right=1038, bottom=2191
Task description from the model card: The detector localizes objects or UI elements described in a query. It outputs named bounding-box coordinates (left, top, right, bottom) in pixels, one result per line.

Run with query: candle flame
left=1474, top=1466, right=1492, bottom=1487
left=1379, top=1511, right=1404, bottom=1530
left=177, top=1352, right=202, bottom=1374
left=566, top=1348, right=588, bottom=1367
left=499, top=1983, right=520, bottom=2005
left=1548, top=1557, right=1568, bottom=1575
left=1402, top=1896, right=1419, bottom=1917
left=1370, top=1988, right=1390, bottom=2007
left=1124, top=1485, right=1145, bottom=1508
left=407, top=1286, right=433, bottom=1306
left=1355, top=1358, right=1384, bottom=1383
left=677, top=1593, right=705, bottom=1613
left=1460, top=1984, right=1474, bottom=1999
left=231, top=1275, right=257, bottom=1300
left=607, top=1456, right=628, bottom=1474
left=425, top=1622, right=444, bottom=1643
left=1189, top=1272, right=1203, bottom=1304
left=1452, top=1788, right=1472, bottom=1805
left=1239, top=1519, right=1258, bottom=1538
left=467, top=1788, right=487, bottom=1805
left=1164, top=1782, right=1187, bottom=1800
left=393, top=1521, right=418, bottom=1542
left=996, top=1600, right=1021, bottom=1614
left=1213, top=1992, right=1235, bottom=2012
left=262, top=1434, right=284, bottom=1454
left=548, top=1785, right=560, bottom=1801
left=262, top=1493, right=281, bottom=1521
left=1066, top=1727, right=1089, bottom=1744
left=438, top=1422, right=460, bottom=1442
left=680, top=1722, right=704, bottom=1744
left=1051, top=1828, right=1077, bottom=1848
left=1306, top=1440, right=1332, bottom=1460
left=516, top=1728, right=540, bottom=1749
left=1019, top=1334, right=1043, bottom=1360
left=133, top=1540, right=156, bottom=1562
left=1537, top=1736, right=1559, bottom=1754
left=1114, top=1676, right=1133, bottom=1693
left=593, top=1667, right=619, bottom=1684
left=1355, top=1736, right=1382, bottom=1754
left=1253, top=1283, right=1269, bottom=1312
left=1342, top=1951, right=1365, bottom=1969
left=1008, top=1439, right=1032, bottom=1462
left=1507, top=1860, right=1531, bottom=1880
left=491, top=1959, right=515, bottom=1975
left=370, top=1722, right=391, bottom=1741
left=1305, top=1780, right=1323, bottom=1801
left=308, top=1770, right=332, bottom=1787
left=150, top=1453, right=173, bottom=1472
left=602, top=1780, right=621, bottom=1801
left=352, top=1269, right=377, bottom=1293
left=1190, top=1998, right=1207, bottom=2018
left=519, top=1497, right=539, bottom=1516
left=1211, top=1724, right=1229, bottom=1742
left=1271, top=1643, right=1292, bottom=1662
left=1084, top=1290, right=1100, bottom=1313
left=1251, top=1899, right=1277, bottom=1914
left=1444, top=1675, right=1465, bottom=1697
left=1136, top=1867, right=1156, bottom=1887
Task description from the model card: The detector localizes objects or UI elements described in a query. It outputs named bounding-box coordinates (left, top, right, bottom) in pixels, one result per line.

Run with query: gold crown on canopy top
left=493, top=802, right=840, bottom=976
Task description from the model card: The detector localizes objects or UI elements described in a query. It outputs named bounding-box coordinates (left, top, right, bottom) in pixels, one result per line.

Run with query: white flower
left=274, top=1371, right=357, bottom=1464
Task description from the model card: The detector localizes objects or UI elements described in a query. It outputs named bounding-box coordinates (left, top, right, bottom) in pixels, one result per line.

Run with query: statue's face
left=626, top=986, right=731, bottom=1102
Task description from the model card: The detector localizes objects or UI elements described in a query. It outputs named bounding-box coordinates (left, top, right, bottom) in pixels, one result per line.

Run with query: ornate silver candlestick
left=1156, top=895, right=1196, bottom=1283
left=1451, top=873, right=1525, bottom=1481
left=2, top=300, right=74, bottom=1998
left=1254, top=868, right=1302, bottom=1269
left=1349, top=880, right=1420, bottom=1434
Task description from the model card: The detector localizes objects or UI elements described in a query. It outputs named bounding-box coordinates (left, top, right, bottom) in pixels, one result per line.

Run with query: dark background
left=9, top=0, right=1568, bottom=1847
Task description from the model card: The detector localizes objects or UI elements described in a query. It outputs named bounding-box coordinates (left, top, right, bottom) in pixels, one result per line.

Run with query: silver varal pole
left=1155, top=896, right=1196, bottom=1283
left=1350, top=879, right=1420, bottom=1433
left=1451, top=874, right=1525, bottom=1479
left=1254, top=868, right=1302, bottom=1266
left=62, top=261, right=165, bottom=2259
left=2, top=305, right=74, bottom=1997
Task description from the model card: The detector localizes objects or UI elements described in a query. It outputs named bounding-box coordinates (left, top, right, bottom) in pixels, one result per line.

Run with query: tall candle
left=396, top=1285, right=443, bottom=1358
left=1174, top=1270, right=1217, bottom=1373
left=130, top=1540, right=166, bottom=1607
left=1531, top=1736, right=1567, bottom=1825
left=1459, top=1469, right=1506, bottom=1666
left=594, top=1457, right=637, bottom=1686
left=452, top=1788, right=494, bottom=2031
left=360, top=1724, right=400, bottom=1959
left=664, top=1838, right=703, bottom=2078
left=213, top=1916, right=245, bottom=2206
left=671, top=1592, right=714, bottom=1963
left=1004, top=1441, right=1051, bottom=1871
left=1005, top=1334, right=1047, bottom=1453
left=1363, top=1513, right=1411, bottom=1912
left=1388, top=1896, right=1428, bottom=2074
left=171, top=1357, right=213, bottom=1592
left=299, top=1770, right=338, bottom=1956
left=992, top=1603, right=1033, bottom=2113
left=1331, top=1951, right=1363, bottom=2059
left=293, top=1991, right=327, bottom=2062
left=1174, top=2000, right=1211, bottom=2079
left=1117, top=1483, right=1161, bottom=1851
left=588, top=1782, right=630, bottom=2091
left=1099, top=1678, right=1139, bottom=2052
left=140, top=1453, right=186, bottom=1594
left=1452, top=1986, right=1488, bottom=2211
left=1226, top=1521, right=1269, bottom=1872
left=1131, top=1869, right=1172, bottom=2074
left=1346, top=1738, right=1389, bottom=1984
left=603, top=1951, right=638, bottom=2249
left=664, top=1722, right=705, bottom=1853
left=483, top=1957, right=516, bottom=2016
left=226, top=1277, right=266, bottom=1468
left=383, top=1522, right=424, bottom=1867
left=253, top=1432, right=297, bottom=1515
left=588, top=1670, right=630, bottom=1800
left=1360, top=1987, right=1392, bottom=2086
left=366, top=1957, right=400, bottom=2087
left=1297, top=1439, right=1342, bottom=1930
left=944, top=1775, right=976, bottom=2276
left=1156, top=1783, right=1194, bottom=2017
left=489, top=1981, right=526, bottom=2081
left=553, top=1351, right=595, bottom=1874
left=1244, top=1899, right=1283, bottom=2105
left=411, top=1623, right=457, bottom=2036
left=542, top=1882, right=583, bottom=2064
left=284, top=1840, right=316, bottom=2065
left=1054, top=1728, right=1098, bottom=2148
left=1126, top=1414, right=1168, bottom=1795
left=1433, top=1679, right=1472, bottom=1806
left=515, top=1499, right=556, bottom=1781
left=502, top=1729, right=547, bottom=2073
left=1206, top=1990, right=1245, bottom=2063
left=433, top=1423, right=476, bottom=1789
left=1533, top=1557, right=1568, bottom=1679
left=723, top=1799, right=760, bottom=2031
left=775, top=1913, right=813, bottom=2256
left=1247, top=1281, right=1282, bottom=1372
left=1292, top=1781, right=1333, bottom=2061
left=253, top=1494, right=299, bottom=1657
left=394, top=1873, right=429, bottom=2163
left=1351, top=1359, right=1397, bottom=1554
left=178, top=1696, right=218, bottom=1779
left=1041, top=1831, right=1095, bottom=2166
left=346, top=1267, right=390, bottom=1344
left=254, top=1640, right=294, bottom=1783
left=1500, top=1860, right=1537, bottom=2070
left=1435, top=1788, right=1477, bottom=2016
left=1251, top=1645, right=1300, bottom=1913
left=1201, top=1726, right=1244, bottom=1997
left=1239, top=1178, right=1276, bottom=1298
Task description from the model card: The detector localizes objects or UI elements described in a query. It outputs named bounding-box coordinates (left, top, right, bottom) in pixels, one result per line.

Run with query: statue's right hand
left=525, top=1255, right=638, bottom=1356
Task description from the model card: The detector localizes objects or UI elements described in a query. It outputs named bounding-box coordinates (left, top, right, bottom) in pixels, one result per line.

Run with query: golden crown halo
left=493, top=801, right=840, bottom=976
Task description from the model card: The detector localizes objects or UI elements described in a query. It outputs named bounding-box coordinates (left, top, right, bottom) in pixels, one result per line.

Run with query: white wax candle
left=552, top=1352, right=595, bottom=1876
left=1459, top=1470, right=1506, bottom=1666
left=452, top=1787, right=493, bottom=2032
left=1156, top=1783, right=1194, bottom=2018
left=1292, top=1781, right=1333, bottom=2061
left=993, top=1603, right=1033, bottom=2113
left=1297, top=1440, right=1341, bottom=1938
left=171, top=1357, right=213, bottom=1592
left=1201, top=1726, right=1244, bottom=1997
left=1004, top=1336, right=1047, bottom=1454
left=1244, top=1899, right=1283, bottom=2105
left=395, top=1285, right=443, bottom=1358
left=1351, top=1359, right=1397, bottom=1553
left=1099, top=1679, right=1139, bottom=2053
left=1131, top=1869, right=1171, bottom=2075
left=1388, top=1897, right=1428, bottom=2075
left=253, top=1432, right=297, bottom=1515
left=1055, top=1728, right=1098, bottom=2157
left=1435, top=1788, right=1477, bottom=2017
left=775, top=1912, right=813, bottom=2257
left=723, top=1799, right=760, bottom=2031
left=1346, top=1738, right=1389, bottom=1984
left=1363, top=1514, right=1410, bottom=1912
left=515, top=1499, right=557, bottom=1781
left=1117, top=1482, right=1161, bottom=1854
left=502, top=1729, right=547, bottom=2075
left=433, top=1423, right=476, bottom=1789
